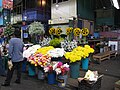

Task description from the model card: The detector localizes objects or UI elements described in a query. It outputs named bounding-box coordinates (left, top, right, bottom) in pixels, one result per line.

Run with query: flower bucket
left=47, top=72, right=56, bottom=84
left=22, top=59, right=27, bottom=72
left=70, top=62, right=80, bottom=79
left=57, top=75, right=68, bottom=88
left=28, top=64, right=36, bottom=76
left=100, top=48, right=104, bottom=53
left=38, top=69, right=45, bottom=80
left=82, top=58, right=89, bottom=70
left=51, top=57, right=62, bottom=62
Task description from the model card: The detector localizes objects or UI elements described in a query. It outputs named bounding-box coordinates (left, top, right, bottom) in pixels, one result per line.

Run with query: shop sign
left=23, top=11, right=37, bottom=21
left=12, top=15, right=22, bottom=24
left=49, top=17, right=69, bottom=24
left=2, top=0, right=13, bottom=10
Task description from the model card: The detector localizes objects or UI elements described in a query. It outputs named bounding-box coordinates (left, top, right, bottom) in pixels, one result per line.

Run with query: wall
left=115, top=9, right=120, bottom=26
left=51, top=0, right=77, bottom=24
left=77, top=0, right=94, bottom=34
left=95, top=9, right=114, bottom=26
left=77, top=0, right=94, bottom=20
left=96, top=17, right=114, bottom=25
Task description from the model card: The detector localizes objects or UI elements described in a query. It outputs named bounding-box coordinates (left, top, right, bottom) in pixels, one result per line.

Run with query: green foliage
left=4, top=25, right=15, bottom=36
left=49, top=38, right=64, bottom=48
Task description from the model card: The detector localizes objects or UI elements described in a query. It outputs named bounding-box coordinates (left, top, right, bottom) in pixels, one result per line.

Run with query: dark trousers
left=0, top=57, right=6, bottom=75
left=5, top=61, right=22, bottom=84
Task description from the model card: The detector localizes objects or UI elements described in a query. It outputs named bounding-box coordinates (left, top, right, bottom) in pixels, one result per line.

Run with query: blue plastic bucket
left=70, top=62, right=80, bottom=79
left=57, top=75, right=68, bottom=87
left=82, top=58, right=89, bottom=70
left=47, top=72, right=56, bottom=84
left=22, top=60, right=27, bottom=72
left=38, top=69, right=45, bottom=80
left=28, top=64, right=36, bottom=76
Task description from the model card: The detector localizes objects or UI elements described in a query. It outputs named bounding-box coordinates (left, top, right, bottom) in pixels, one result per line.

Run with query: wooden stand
left=115, top=80, right=120, bottom=90
left=93, top=50, right=117, bottom=63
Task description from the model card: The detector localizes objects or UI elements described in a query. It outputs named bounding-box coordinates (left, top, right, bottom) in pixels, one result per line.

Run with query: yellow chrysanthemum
left=81, top=28, right=89, bottom=36
left=64, top=45, right=94, bottom=63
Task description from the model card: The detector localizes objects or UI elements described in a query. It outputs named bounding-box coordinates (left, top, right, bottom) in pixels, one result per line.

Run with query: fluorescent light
left=112, top=0, right=119, bottom=9
left=56, top=4, right=59, bottom=8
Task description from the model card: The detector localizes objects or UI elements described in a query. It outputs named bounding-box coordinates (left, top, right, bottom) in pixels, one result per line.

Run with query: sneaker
left=1, top=83, right=10, bottom=86
left=14, top=80, right=20, bottom=84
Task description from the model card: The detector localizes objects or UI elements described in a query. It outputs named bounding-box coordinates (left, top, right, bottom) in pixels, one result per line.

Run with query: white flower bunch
left=61, top=39, right=77, bottom=52
left=47, top=48, right=65, bottom=58
left=40, top=37, right=51, bottom=47
left=23, top=45, right=41, bottom=58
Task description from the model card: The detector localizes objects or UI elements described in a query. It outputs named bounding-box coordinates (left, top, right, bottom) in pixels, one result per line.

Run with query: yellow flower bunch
left=55, top=28, right=62, bottom=36
left=82, top=45, right=94, bottom=58
left=35, top=46, right=54, bottom=55
left=66, top=27, right=73, bottom=35
left=81, top=28, right=89, bottom=36
left=73, top=28, right=81, bottom=36
left=64, top=45, right=94, bottom=63
left=49, top=28, right=55, bottom=35
left=64, top=46, right=84, bottom=63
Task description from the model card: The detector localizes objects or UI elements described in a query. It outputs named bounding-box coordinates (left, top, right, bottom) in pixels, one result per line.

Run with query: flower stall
left=22, top=26, right=95, bottom=88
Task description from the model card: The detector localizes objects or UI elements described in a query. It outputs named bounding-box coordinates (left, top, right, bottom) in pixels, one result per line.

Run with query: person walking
left=1, top=27, right=24, bottom=86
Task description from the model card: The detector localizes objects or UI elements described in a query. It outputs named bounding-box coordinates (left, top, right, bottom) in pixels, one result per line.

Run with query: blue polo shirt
left=8, top=38, right=24, bottom=62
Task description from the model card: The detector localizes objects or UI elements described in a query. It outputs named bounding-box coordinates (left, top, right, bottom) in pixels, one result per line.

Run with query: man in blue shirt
left=1, top=27, right=24, bottom=86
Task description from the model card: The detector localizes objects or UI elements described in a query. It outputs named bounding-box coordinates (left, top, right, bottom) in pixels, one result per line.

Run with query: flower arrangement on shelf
left=73, top=28, right=82, bottom=44
left=66, top=27, right=73, bottom=35
left=81, top=28, right=89, bottom=44
left=49, top=27, right=55, bottom=39
left=29, top=21, right=45, bottom=44
left=64, top=45, right=94, bottom=63
left=49, top=38, right=64, bottom=48
left=28, top=53, right=51, bottom=67
left=55, top=27, right=62, bottom=36
left=66, top=27, right=73, bottom=41
left=29, top=21, right=45, bottom=35
left=49, top=28, right=55, bottom=35
left=73, top=28, right=81, bottom=37
left=39, top=37, right=51, bottom=47
left=61, top=39, right=77, bottom=52
left=47, top=48, right=65, bottom=58
left=81, top=28, right=89, bottom=37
